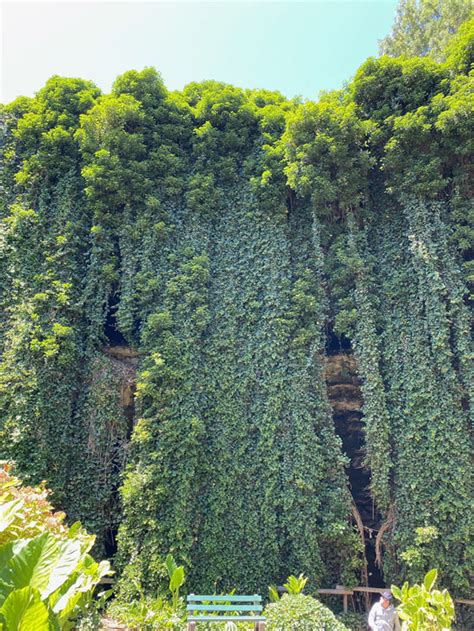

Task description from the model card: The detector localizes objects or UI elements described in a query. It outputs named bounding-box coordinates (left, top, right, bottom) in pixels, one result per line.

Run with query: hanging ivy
left=0, top=23, right=472, bottom=600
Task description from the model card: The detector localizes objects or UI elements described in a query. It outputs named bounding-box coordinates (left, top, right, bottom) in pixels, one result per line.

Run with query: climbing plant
left=0, top=18, right=472, bottom=602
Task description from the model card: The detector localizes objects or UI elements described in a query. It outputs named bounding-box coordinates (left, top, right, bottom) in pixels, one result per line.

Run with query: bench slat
left=187, top=605, right=262, bottom=612
left=188, top=616, right=266, bottom=622
left=187, top=595, right=261, bottom=603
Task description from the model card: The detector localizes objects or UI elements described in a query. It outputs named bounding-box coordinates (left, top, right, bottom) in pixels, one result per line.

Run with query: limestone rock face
left=104, top=345, right=139, bottom=364
left=102, top=347, right=137, bottom=423
left=324, top=353, right=359, bottom=385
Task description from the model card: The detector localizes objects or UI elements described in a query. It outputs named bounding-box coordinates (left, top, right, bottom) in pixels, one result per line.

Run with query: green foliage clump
left=352, top=55, right=449, bottom=123
left=0, top=468, right=67, bottom=545
left=263, top=594, right=349, bottom=631
left=379, top=0, right=473, bottom=61
left=280, top=26, right=473, bottom=595
left=392, top=568, right=455, bottom=630
left=0, top=470, right=111, bottom=630
left=283, top=574, right=308, bottom=596
left=335, top=611, right=367, bottom=631
left=283, top=95, right=373, bottom=221
left=108, top=553, right=186, bottom=631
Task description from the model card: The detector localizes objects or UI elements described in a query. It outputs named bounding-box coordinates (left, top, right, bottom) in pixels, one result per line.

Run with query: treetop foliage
left=379, top=0, right=473, bottom=60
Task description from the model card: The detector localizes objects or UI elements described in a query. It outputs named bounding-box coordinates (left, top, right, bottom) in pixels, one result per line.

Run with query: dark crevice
left=123, top=383, right=136, bottom=441
left=104, top=527, right=118, bottom=557
left=335, top=411, right=384, bottom=587
left=325, top=327, right=352, bottom=355
left=104, top=292, right=128, bottom=346
left=100, top=347, right=138, bottom=558
left=325, top=351, right=385, bottom=587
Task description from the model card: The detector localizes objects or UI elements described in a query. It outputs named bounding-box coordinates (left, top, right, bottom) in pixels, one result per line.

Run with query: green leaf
left=165, top=554, right=177, bottom=579
left=0, top=586, right=52, bottom=630
left=6, top=534, right=58, bottom=594
left=0, top=500, right=24, bottom=534
left=169, top=566, right=184, bottom=593
left=423, top=569, right=437, bottom=592
left=391, top=584, right=402, bottom=600
left=41, top=538, right=82, bottom=598
left=268, top=585, right=280, bottom=602
left=3, top=533, right=81, bottom=600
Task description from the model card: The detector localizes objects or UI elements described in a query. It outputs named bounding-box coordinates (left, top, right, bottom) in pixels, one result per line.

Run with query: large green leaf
left=0, top=586, right=52, bottom=631
left=41, top=538, right=82, bottom=598
left=54, top=584, right=85, bottom=630
left=169, top=566, right=184, bottom=592
left=0, top=542, right=17, bottom=605
left=50, top=556, right=111, bottom=626
left=390, top=584, right=402, bottom=600
left=423, top=568, right=437, bottom=592
left=3, top=533, right=81, bottom=599
left=6, top=534, right=58, bottom=594
left=165, top=554, right=177, bottom=579
left=0, top=500, right=24, bottom=534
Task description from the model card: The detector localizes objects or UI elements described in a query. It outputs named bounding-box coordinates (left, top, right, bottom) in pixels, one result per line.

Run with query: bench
left=186, top=594, right=266, bottom=629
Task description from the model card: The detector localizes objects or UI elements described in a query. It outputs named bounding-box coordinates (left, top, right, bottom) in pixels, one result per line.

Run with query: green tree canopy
left=379, top=0, right=473, bottom=60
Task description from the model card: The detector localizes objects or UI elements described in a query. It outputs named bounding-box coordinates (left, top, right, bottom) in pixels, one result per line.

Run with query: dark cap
left=381, top=591, right=393, bottom=601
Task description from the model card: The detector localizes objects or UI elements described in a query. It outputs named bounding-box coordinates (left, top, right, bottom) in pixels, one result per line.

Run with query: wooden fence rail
left=317, top=587, right=474, bottom=613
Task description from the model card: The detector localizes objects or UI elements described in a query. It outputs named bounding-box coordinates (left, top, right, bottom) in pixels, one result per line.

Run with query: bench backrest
left=187, top=594, right=263, bottom=617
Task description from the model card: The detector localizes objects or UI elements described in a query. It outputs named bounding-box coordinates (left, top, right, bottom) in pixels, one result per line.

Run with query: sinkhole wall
left=0, top=23, right=472, bottom=597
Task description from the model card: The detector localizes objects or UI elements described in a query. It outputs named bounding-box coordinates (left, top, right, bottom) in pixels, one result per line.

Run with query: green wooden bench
left=186, top=594, right=266, bottom=629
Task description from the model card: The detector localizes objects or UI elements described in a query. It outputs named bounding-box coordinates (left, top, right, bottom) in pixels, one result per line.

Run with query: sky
left=1, top=1, right=398, bottom=104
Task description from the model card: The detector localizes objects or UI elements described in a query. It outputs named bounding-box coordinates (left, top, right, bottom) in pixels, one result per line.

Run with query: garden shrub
left=335, top=611, right=367, bottom=631
left=0, top=468, right=111, bottom=630
left=263, top=594, right=349, bottom=630
left=0, top=467, right=67, bottom=545
left=392, top=569, right=455, bottom=630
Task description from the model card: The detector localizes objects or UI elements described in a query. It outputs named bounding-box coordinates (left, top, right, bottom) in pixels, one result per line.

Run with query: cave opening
left=100, top=343, right=138, bottom=559
left=325, top=328, right=352, bottom=355
left=101, top=378, right=136, bottom=560
left=324, top=351, right=385, bottom=588
left=104, top=527, right=118, bottom=558
left=104, top=292, right=128, bottom=347
left=335, top=409, right=384, bottom=587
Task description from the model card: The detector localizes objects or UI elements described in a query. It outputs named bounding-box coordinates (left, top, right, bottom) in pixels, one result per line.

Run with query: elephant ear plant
left=0, top=470, right=111, bottom=630
left=165, top=554, right=185, bottom=611
left=0, top=519, right=111, bottom=630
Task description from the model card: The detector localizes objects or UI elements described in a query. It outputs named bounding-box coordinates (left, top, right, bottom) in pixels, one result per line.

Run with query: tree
left=379, top=0, right=473, bottom=60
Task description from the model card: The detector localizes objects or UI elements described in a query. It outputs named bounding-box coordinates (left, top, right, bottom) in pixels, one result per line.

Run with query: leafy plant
left=0, top=530, right=111, bottom=630
left=283, top=574, right=308, bottom=596
left=268, top=585, right=280, bottom=602
left=108, top=590, right=184, bottom=631
left=335, top=611, right=367, bottom=631
left=0, top=468, right=67, bottom=546
left=165, top=554, right=185, bottom=611
left=263, top=594, right=349, bottom=630
left=400, top=526, right=439, bottom=575
left=379, top=0, right=472, bottom=60
left=391, top=569, right=455, bottom=630
left=108, top=553, right=187, bottom=630
left=0, top=476, right=111, bottom=630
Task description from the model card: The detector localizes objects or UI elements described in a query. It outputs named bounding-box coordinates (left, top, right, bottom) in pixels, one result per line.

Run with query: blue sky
left=1, top=1, right=397, bottom=103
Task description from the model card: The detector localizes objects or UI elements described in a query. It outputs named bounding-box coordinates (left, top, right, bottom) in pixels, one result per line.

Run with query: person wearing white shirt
left=368, top=591, right=401, bottom=631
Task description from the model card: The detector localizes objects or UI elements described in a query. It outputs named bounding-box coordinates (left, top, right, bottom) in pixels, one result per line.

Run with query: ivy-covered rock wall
left=1, top=20, right=472, bottom=597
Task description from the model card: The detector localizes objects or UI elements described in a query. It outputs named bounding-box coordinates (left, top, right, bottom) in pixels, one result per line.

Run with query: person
left=368, top=591, right=401, bottom=631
